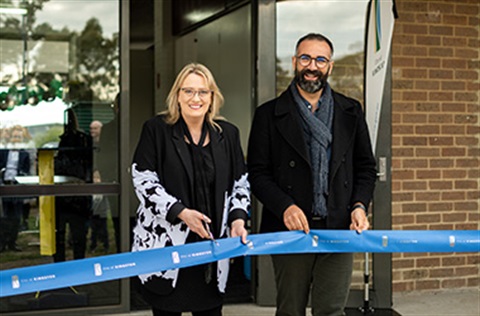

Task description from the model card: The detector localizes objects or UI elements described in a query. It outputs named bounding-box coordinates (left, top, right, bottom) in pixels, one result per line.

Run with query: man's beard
left=294, top=67, right=329, bottom=93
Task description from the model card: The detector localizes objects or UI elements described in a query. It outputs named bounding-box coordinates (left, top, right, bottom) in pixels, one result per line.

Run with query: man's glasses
left=180, top=88, right=212, bottom=99
left=296, top=54, right=331, bottom=69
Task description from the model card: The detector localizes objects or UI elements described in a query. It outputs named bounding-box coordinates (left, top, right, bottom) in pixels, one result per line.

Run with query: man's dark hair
left=295, top=33, right=334, bottom=56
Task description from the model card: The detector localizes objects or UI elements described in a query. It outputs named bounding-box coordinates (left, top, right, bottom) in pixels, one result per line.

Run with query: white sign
left=365, top=0, right=396, bottom=152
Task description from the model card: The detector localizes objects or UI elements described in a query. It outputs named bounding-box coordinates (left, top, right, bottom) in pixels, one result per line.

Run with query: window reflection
left=0, top=0, right=119, bottom=177
left=276, top=0, right=368, bottom=102
left=0, top=0, right=120, bottom=312
left=275, top=0, right=369, bottom=291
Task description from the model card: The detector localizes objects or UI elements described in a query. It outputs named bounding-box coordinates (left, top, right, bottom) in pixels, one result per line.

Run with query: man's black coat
left=247, top=88, right=377, bottom=232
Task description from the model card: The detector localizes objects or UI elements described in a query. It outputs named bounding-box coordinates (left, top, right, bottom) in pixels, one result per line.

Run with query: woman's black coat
left=131, top=115, right=250, bottom=294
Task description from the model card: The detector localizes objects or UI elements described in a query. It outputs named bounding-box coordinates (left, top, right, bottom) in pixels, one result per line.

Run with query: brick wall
left=391, top=0, right=479, bottom=291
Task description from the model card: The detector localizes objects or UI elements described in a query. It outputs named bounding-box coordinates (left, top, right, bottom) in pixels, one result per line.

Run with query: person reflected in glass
left=0, top=125, right=31, bottom=252
left=54, top=108, right=93, bottom=262
left=89, top=120, right=103, bottom=146
left=247, top=33, right=377, bottom=316
left=131, top=63, right=250, bottom=316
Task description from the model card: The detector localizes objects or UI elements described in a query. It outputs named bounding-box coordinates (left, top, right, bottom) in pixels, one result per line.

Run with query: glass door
left=0, top=0, right=122, bottom=313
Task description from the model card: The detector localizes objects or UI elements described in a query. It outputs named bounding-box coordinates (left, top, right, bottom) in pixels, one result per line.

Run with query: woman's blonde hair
left=162, top=63, right=224, bottom=129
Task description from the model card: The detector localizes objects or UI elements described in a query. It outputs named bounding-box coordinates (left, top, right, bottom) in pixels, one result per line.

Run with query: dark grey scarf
left=290, top=81, right=334, bottom=217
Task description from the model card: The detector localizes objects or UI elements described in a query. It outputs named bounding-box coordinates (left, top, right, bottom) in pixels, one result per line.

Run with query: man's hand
left=283, top=204, right=310, bottom=234
left=230, top=219, right=248, bottom=244
left=350, top=207, right=369, bottom=233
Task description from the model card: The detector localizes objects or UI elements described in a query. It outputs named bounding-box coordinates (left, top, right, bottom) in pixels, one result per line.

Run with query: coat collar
left=273, top=88, right=358, bottom=176
left=172, top=120, right=228, bottom=233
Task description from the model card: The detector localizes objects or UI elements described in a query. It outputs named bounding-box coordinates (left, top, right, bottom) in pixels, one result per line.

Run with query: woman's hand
left=230, top=219, right=248, bottom=244
left=177, top=208, right=211, bottom=239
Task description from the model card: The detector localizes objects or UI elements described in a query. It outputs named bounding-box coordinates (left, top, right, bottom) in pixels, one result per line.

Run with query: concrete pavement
left=104, top=287, right=479, bottom=316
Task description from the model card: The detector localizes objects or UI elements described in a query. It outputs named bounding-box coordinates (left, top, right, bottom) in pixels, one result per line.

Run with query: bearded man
left=247, top=33, right=377, bottom=316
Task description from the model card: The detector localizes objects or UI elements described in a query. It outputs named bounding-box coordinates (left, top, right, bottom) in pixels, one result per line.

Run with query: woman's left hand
left=230, top=219, right=248, bottom=244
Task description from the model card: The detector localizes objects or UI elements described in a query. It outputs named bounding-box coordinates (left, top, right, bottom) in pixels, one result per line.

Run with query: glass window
left=0, top=0, right=120, bottom=312
left=276, top=0, right=368, bottom=103
left=276, top=0, right=370, bottom=291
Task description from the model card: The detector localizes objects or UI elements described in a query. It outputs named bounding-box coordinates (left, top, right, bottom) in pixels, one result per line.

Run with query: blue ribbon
left=1, top=230, right=478, bottom=297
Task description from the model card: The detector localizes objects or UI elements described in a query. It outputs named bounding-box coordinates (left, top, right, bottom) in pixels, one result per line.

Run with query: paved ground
left=105, top=287, right=479, bottom=316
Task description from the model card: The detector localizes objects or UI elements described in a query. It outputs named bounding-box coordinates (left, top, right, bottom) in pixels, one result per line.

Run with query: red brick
left=403, top=269, right=428, bottom=279
left=442, top=256, right=466, bottom=267
left=402, top=203, right=427, bottom=213
left=415, top=125, right=439, bottom=134
left=403, top=180, right=427, bottom=190
left=455, top=48, right=479, bottom=59
left=427, top=202, right=453, bottom=212
left=416, top=170, right=441, bottom=179
left=416, top=148, right=440, bottom=157
left=429, top=224, right=454, bottom=230
left=455, top=114, right=478, bottom=124
left=429, top=181, right=453, bottom=190
left=441, top=125, right=465, bottom=135
left=416, top=214, right=441, bottom=224
left=443, top=213, right=467, bottom=222
left=429, top=91, right=454, bottom=101
left=392, top=126, right=414, bottom=135
left=441, top=81, right=466, bottom=91
left=429, top=69, right=453, bottom=79
left=403, top=159, right=429, bottom=168
left=443, top=169, right=467, bottom=179
left=441, top=191, right=466, bottom=200
left=442, top=103, right=465, bottom=112
left=429, top=25, right=453, bottom=36
left=404, top=24, right=428, bottom=34
left=394, top=80, right=414, bottom=90
left=442, top=58, right=468, bottom=69
left=443, top=14, right=468, bottom=25
left=429, top=136, right=454, bottom=146
left=455, top=26, right=479, bottom=38
left=455, top=92, right=478, bottom=102
left=428, top=2, right=454, bottom=14
left=403, top=136, right=427, bottom=146
left=455, top=223, right=478, bottom=230
left=456, top=136, right=479, bottom=146
left=393, top=192, right=414, bottom=202
left=428, top=47, right=454, bottom=57
left=392, top=170, right=415, bottom=180
left=393, top=282, right=414, bottom=292
left=443, top=37, right=467, bottom=47
left=429, top=158, right=454, bottom=168
left=454, top=180, right=478, bottom=190
left=393, top=214, right=415, bottom=225
left=416, top=80, right=440, bottom=90
left=456, top=4, right=480, bottom=15
left=456, top=158, right=479, bottom=168
left=415, top=192, right=440, bottom=201
left=416, top=280, right=440, bottom=290
left=441, top=279, right=466, bottom=288
left=454, top=202, right=478, bottom=211
left=417, top=258, right=440, bottom=267
left=392, top=258, right=415, bottom=269
left=441, top=147, right=466, bottom=156
left=429, top=268, right=454, bottom=278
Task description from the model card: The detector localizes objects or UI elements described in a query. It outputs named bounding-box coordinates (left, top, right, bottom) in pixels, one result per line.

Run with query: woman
left=131, top=63, right=250, bottom=316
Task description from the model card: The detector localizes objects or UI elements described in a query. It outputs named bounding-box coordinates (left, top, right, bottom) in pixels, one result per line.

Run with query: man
left=247, top=33, right=377, bottom=316
left=0, top=125, right=31, bottom=251
left=90, top=120, right=103, bottom=144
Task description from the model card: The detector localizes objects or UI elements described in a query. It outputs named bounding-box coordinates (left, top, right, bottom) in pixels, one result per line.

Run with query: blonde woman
left=131, top=63, right=250, bottom=316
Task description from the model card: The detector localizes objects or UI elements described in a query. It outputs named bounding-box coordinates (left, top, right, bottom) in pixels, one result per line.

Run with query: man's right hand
left=283, top=204, right=310, bottom=234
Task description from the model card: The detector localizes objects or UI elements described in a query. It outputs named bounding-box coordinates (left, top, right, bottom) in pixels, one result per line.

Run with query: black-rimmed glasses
left=296, top=54, right=331, bottom=69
